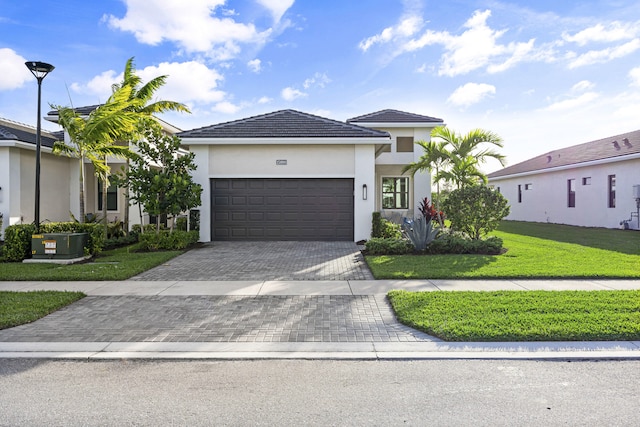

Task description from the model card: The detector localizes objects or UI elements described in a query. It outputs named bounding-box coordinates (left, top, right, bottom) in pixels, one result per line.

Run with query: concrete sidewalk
left=1, top=279, right=640, bottom=360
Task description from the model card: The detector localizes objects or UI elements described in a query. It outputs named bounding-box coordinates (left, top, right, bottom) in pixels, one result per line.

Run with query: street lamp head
left=25, top=61, right=55, bottom=80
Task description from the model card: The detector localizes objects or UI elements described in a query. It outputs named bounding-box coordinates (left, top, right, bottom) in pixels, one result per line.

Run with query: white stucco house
left=0, top=118, right=71, bottom=237
left=179, top=109, right=444, bottom=242
left=487, top=129, right=640, bottom=230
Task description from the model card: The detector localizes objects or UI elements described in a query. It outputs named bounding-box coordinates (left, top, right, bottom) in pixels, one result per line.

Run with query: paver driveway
left=132, top=241, right=374, bottom=281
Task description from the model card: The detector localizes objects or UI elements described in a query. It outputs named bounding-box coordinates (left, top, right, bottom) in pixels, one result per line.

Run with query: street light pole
left=25, top=61, right=54, bottom=233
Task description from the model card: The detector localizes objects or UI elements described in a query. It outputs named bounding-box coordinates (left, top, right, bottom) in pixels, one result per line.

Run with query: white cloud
left=630, top=67, right=640, bottom=87
left=359, top=15, right=423, bottom=51
left=258, top=96, right=272, bottom=104
left=568, top=39, right=640, bottom=68
left=447, top=83, right=496, bottom=108
left=212, top=101, right=240, bottom=114
left=247, top=59, right=262, bottom=73
left=571, top=80, right=595, bottom=92
left=281, top=87, right=306, bottom=101
left=0, top=48, right=33, bottom=90
left=303, top=72, right=330, bottom=89
left=563, top=22, right=640, bottom=46
left=105, top=0, right=273, bottom=61
left=543, top=91, right=600, bottom=112
left=71, top=61, right=227, bottom=106
left=256, top=0, right=295, bottom=23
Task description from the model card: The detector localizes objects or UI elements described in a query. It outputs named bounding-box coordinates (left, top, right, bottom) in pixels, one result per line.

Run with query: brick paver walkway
left=132, top=241, right=374, bottom=281
left=0, top=295, right=436, bottom=343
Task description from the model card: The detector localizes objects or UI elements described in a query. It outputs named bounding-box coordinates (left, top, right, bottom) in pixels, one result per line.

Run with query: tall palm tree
left=52, top=84, right=140, bottom=222
left=111, top=57, right=190, bottom=233
left=432, top=126, right=506, bottom=173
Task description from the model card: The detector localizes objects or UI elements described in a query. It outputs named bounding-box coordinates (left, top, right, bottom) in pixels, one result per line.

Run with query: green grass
left=366, top=221, right=640, bottom=279
left=388, top=289, right=640, bottom=341
left=0, top=244, right=183, bottom=281
left=0, top=291, right=86, bottom=330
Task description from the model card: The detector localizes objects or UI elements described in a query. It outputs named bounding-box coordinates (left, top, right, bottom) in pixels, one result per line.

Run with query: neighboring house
left=0, top=117, right=72, bottom=238
left=487, top=129, right=640, bottom=230
left=179, top=109, right=444, bottom=242
left=44, top=106, right=183, bottom=229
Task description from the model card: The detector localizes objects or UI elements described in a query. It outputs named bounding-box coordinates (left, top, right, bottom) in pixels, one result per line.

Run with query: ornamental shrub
left=365, top=238, right=413, bottom=255
left=2, top=224, right=36, bottom=262
left=138, top=230, right=199, bottom=251
left=442, top=185, right=510, bottom=240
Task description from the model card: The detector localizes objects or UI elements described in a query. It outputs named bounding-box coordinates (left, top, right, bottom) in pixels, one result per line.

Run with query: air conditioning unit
left=634, top=185, right=640, bottom=199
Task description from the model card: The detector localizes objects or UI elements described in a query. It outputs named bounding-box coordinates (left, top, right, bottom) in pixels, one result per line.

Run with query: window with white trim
left=382, top=177, right=409, bottom=209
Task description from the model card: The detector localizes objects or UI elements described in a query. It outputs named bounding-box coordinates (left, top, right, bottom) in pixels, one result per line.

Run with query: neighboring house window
left=382, top=177, right=409, bottom=209
left=518, top=185, right=522, bottom=203
left=582, top=177, right=591, bottom=185
left=567, top=179, right=576, bottom=208
left=396, top=137, right=414, bottom=153
left=525, top=184, right=533, bottom=190
left=608, top=175, right=616, bottom=208
left=98, top=179, right=118, bottom=211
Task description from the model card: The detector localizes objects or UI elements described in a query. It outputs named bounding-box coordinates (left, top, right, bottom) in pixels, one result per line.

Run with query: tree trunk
left=123, top=158, right=130, bottom=236
left=102, top=157, right=108, bottom=239
left=79, top=158, right=85, bottom=223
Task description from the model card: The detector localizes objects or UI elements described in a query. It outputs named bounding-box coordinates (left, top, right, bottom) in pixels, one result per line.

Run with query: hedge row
left=364, top=234, right=503, bottom=255
left=1, top=223, right=105, bottom=262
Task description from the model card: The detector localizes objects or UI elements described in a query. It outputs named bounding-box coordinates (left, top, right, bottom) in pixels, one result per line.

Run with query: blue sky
left=2, top=0, right=640, bottom=172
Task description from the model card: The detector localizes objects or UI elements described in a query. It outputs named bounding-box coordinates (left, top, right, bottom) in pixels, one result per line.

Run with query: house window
left=396, top=137, right=414, bottom=153
left=582, top=177, right=591, bottom=185
left=518, top=185, right=522, bottom=203
left=567, top=179, right=576, bottom=208
left=608, top=175, right=616, bottom=208
left=525, top=184, right=533, bottom=190
left=382, top=177, right=409, bottom=209
left=98, top=179, right=118, bottom=211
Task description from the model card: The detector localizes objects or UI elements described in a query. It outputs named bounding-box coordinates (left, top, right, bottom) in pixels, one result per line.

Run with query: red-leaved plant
left=419, top=197, right=444, bottom=223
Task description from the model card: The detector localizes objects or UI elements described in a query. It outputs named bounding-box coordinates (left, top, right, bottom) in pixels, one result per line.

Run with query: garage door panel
left=211, top=178, right=353, bottom=241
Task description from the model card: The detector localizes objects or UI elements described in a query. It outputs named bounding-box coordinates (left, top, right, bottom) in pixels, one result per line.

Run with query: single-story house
left=487, top=129, right=640, bottom=230
left=0, top=118, right=70, bottom=237
left=179, top=109, right=444, bottom=242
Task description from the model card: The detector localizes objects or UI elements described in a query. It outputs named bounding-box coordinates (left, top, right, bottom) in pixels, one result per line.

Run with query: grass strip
left=0, top=244, right=183, bottom=281
left=0, top=291, right=86, bottom=330
left=388, top=289, right=640, bottom=341
left=366, top=221, right=640, bottom=279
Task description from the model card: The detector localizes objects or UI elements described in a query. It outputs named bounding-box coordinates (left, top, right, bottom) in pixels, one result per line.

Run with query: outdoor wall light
left=25, top=61, right=55, bottom=233
left=362, top=184, right=367, bottom=200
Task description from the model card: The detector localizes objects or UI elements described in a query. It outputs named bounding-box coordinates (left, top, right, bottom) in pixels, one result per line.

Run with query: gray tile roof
left=178, top=110, right=390, bottom=139
left=347, top=109, right=443, bottom=124
left=46, top=104, right=100, bottom=118
left=0, top=118, right=58, bottom=148
left=488, top=129, right=640, bottom=179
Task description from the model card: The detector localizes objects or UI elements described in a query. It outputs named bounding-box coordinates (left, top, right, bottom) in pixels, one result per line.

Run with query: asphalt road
left=1, top=359, right=639, bottom=426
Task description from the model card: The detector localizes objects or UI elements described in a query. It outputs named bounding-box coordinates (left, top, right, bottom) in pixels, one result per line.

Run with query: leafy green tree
left=109, top=57, right=190, bottom=234
left=52, top=84, right=140, bottom=222
left=442, top=185, right=510, bottom=240
left=126, top=123, right=202, bottom=232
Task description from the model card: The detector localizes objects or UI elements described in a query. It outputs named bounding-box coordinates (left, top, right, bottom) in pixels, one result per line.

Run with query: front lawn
left=0, top=291, right=86, bottom=330
left=366, top=221, right=640, bottom=279
left=0, top=244, right=183, bottom=281
left=388, top=289, right=640, bottom=341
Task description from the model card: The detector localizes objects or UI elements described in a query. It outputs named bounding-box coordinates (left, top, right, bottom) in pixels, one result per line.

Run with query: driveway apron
left=131, top=241, right=374, bottom=281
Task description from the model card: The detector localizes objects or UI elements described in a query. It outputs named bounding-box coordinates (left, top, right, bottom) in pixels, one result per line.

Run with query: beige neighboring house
left=179, top=109, right=444, bottom=242
left=488, top=129, right=640, bottom=230
left=0, top=118, right=72, bottom=238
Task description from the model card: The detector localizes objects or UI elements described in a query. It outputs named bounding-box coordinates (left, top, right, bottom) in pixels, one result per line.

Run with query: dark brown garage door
left=211, top=178, right=354, bottom=241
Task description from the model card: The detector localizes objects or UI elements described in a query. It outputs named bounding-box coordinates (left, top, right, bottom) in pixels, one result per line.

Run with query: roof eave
left=180, top=136, right=392, bottom=145
left=488, top=152, right=640, bottom=181
left=350, top=122, right=444, bottom=128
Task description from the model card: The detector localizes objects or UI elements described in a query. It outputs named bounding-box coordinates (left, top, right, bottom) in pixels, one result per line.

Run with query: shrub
left=104, top=234, right=139, bottom=250
left=138, top=230, right=199, bottom=251
left=176, top=217, right=188, bottom=231
left=2, top=224, right=36, bottom=262
left=426, top=233, right=503, bottom=255
left=418, top=197, right=444, bottom=223
left=365, top=238, right=413, bottom=255
left=442, top=185, right=510, bottom=240
left=372, top=212, right=383, bottom=238
left=372, top=212, right=403, bottom=239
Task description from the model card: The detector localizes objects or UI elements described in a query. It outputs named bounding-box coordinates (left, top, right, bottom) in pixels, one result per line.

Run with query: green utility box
left=31, top=233, right=88, bottom=260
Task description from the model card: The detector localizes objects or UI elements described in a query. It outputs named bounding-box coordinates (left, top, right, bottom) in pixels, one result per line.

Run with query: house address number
left=276, top=159, right=287, bottom=165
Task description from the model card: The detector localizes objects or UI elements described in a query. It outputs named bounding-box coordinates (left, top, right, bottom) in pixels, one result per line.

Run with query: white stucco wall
left=490, top=157, right=640, bottom=229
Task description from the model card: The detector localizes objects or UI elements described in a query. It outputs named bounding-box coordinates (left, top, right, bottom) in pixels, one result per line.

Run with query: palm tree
left=52, top=84, right=141, bottom=223
left=111, top=57, right=190, bottom=233
left=432, top=126, right=506, bottom=177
